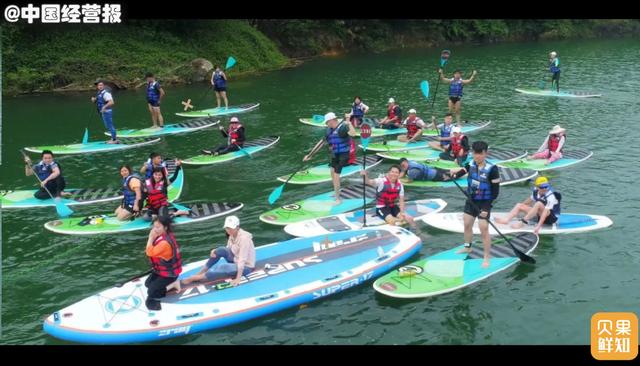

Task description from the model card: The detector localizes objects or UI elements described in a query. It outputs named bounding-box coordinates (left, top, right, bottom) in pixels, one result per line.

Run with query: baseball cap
left=230, top=116, right=240, bottom=123
left=451, top=126, right=462, bottom=134
left=408, top=108, right=417, bottom=114
left=323, top=112, right=337, bottom=123
left=223, top=215, right=240, bottom=229
left=388, top=98, right=395, bottom=104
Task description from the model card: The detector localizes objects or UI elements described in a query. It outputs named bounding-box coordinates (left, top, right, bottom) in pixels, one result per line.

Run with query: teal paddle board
left=277, top=156, right=383, bottom=185
left=498, top=149, right=592, bottom=171
left=299, top=117, right=407, bottom=137
left=1, top=188, right=122, bottom=209
left=107, top=118, right=220, bottom=138
left=44, top=202, right=243, bottom=235
left=259, top=184, right=377, bottom=226
left=515, top=88, right=601, bottom=98
left=373, top=232, right=539, bottom=298
left=24, top=137, right=160, bottom=155
left=183, top=136, right=280, bottom=166
left=175, top=103, right=259, bottom=118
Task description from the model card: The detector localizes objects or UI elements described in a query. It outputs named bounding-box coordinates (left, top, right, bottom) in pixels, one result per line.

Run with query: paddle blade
left=54, top=198, right=74, bottom=217
left=420, top=80, right=430, bottom=99
left=360, top=122, right=372, bottom=151
left=171, top=202, right=191, bottom=212
left=312, top=114, right=324, bottom=122
left=268, top=184, right=285, bottom=205
left=225, top=56, right=237, bottom=70
left=82, top=128, right=89, bottom=144
left=238, top=147, right=252, bottom=159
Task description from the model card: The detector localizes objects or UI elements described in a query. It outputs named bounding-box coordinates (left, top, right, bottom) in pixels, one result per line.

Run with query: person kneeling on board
left=439, top=126, right=469, bottom=167
left=398, top=158, right=452, bottom=183
left=447, top=141, right=501, bottom=268
left=360, top=165, right=416, bottom=228
left=145, top=216, right=183, bottom=311
left=24, top=150, right=71, bottom=199
left=495, top=176, right=561, bottom=234
left=201, top=116, right=245, bottom=156
left=182, top=216, right=256, bottom=287
left=142, top=164, right=188, bottom=222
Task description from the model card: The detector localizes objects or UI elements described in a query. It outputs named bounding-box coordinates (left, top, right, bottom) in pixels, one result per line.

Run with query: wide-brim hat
left=549, top=125, right=566, bottom=135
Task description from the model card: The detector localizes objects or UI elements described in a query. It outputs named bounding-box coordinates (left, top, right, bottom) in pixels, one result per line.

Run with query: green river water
left=1, top=38, right=638, bottom=345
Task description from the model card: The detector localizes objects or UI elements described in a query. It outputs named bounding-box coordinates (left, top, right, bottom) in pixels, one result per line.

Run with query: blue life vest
left=532, top=188, right=562, bottom=216
left=549, top=58, right=560, bottom=74
left=449, top=79, right=464, bottom=97
left=326, top=122, right=351, bottom=155
left=146, top=81, right=161, bottom=103
left=34, top=161, right=60, bottom=181
left=213, top=71, right=226, bottom=88
left=96, top=90, right=111, bottom=112
left=352, top=103, right=366, bottom=118
left=122, top=174, right=142, bottom=207
left=440, top=123, right=453, bottom=146
left=407, top=161, right=436, bottom=181
left=145, top=159, right=167, bottom=180
left=467, top=161, right=495, bottom=200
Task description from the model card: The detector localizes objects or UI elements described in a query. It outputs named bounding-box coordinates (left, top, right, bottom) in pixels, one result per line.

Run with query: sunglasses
left=538, top=184, right=550, bottom=189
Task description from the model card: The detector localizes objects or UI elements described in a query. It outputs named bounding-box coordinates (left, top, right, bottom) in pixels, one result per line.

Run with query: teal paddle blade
left=171, top=202, right=191, bottom=212
left=225, top=56, right=237, bottom=70
left=82, top=128, right=89, bottom=144
left=268, top=184, right=285, bottom=205
left=54, top=198, right=74, bottom=217
left=238, top=146, right=252, bottom=159
left=420, top=80, right=429, bottom=99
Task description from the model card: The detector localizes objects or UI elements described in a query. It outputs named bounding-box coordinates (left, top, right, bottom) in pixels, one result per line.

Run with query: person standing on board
left=439, top=69, right=477, bottom=125
left=548, top=51, right=561, bottom=93
left=91, top=80, right=118, bottom=143
left=145, top=72, right=165, bottom=128
left=211, top=64, right=229, bottom=109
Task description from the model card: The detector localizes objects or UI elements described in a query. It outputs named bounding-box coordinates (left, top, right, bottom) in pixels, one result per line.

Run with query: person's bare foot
left=60, top=191, right=73, bottom=197
left=166, top=279, right=181, bottom=293
left=510, top=221, right=525, bottom=229
left=494, top=216, right=510, bottom=225
left=181, top=277, right=195, bottom=285
left=482, top=259, right=490, bottom=268
left=334, top=199, right=343, bottom=206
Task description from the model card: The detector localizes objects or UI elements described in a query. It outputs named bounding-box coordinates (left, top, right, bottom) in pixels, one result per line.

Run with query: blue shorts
left=214, top=86, right=227, bottom=92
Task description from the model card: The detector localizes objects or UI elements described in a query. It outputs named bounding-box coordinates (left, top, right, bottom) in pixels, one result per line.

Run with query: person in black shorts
left=439, top=69, right=477, bottom=125
left=398, top=158, right=450, bottom=182
left=304, top=112, right=357, bottom=205
left=449, top=141, right=500, bottom=268
left=360, top=165, right=415, bottom=227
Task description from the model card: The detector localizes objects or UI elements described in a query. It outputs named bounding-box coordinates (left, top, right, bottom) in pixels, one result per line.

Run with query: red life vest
left=405, top=117, right=422, bottom=139
left=348, top=139, right=356, bottom=165
left=377, top=177, right=402, bottom=207
left=149, top=233, right=183, bottom=278
left=145, top=178, right=168, bottom=210
left=548, top=134, right=564, bottom=153
left=387, top=105, right=398, bottom=121
left=450, top=134, right=467, bottom=156
left=228, top=123, right=244, bottom=145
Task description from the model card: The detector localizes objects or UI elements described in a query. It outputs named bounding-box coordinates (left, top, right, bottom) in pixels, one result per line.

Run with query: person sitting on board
left=140, top=152, right=169, bottom=180
left=378, top=98, right=402, bottom=129
left=303, top=112, right=358, bottom=205
left=211, top=64, right=229, bottom=109
left=145, top=72, right=165, bottom=128
left=24, top=150, right=71, bottom=199
left=548, top=51, right=561, bottom=93
left=397, top=109, right=426, bottom=143
left=495, top=176, right=561, bottom=234
left=90, top=80, right=119, bottom=144
left=439, top=69, right=477, bottom=125
left=142, top=164, right=189, bottom=222
left=439, top=126, right=469, bottom=166
left=145, top=215, right=183, bottom=310
left=360, top=165, right=416, bottom=228
left=201, top=116, right=246, bottom=156
left=398, top=158, right=451, bottom=183
left=526, top=125, right=566, bottom=165
left=115, top=165, right=143, bottom=221
left=448, top=141, right=501, bottom=268
left=345, top=96, right=369, bottom=128
left=182, top=216, right=256, bottom=287
left=428, top=113, right=456, bottom=152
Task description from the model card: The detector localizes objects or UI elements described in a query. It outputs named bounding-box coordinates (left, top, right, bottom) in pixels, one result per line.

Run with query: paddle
left=170, top=202, right=192, bottom=212
left=233, top=143, right=252, bottom=159
left=225, top=56, right=237, bottom=71
left=268, top=162, right=307, bottom=205
left=429, top=49, right=451, bottom=112
left=538, top=69, right=547, bottom=90
left=115, top=269, right=153, bottom=288
left=448, top=176, right=536, bottom=264
left=82, top=127, right=89, bottom=144
left=420, top=80, right=430, bottom=100
left=360, top=121, right=372, bottom=227
left=20, top=150, right=74, bottom=218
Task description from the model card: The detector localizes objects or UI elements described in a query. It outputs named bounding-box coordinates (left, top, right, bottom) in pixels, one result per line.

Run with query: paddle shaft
left=362, top=148, right=367, bottom=227
left=449, top=176, right=535, bottom=264
left=115, top=269, right=153, bottom=287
